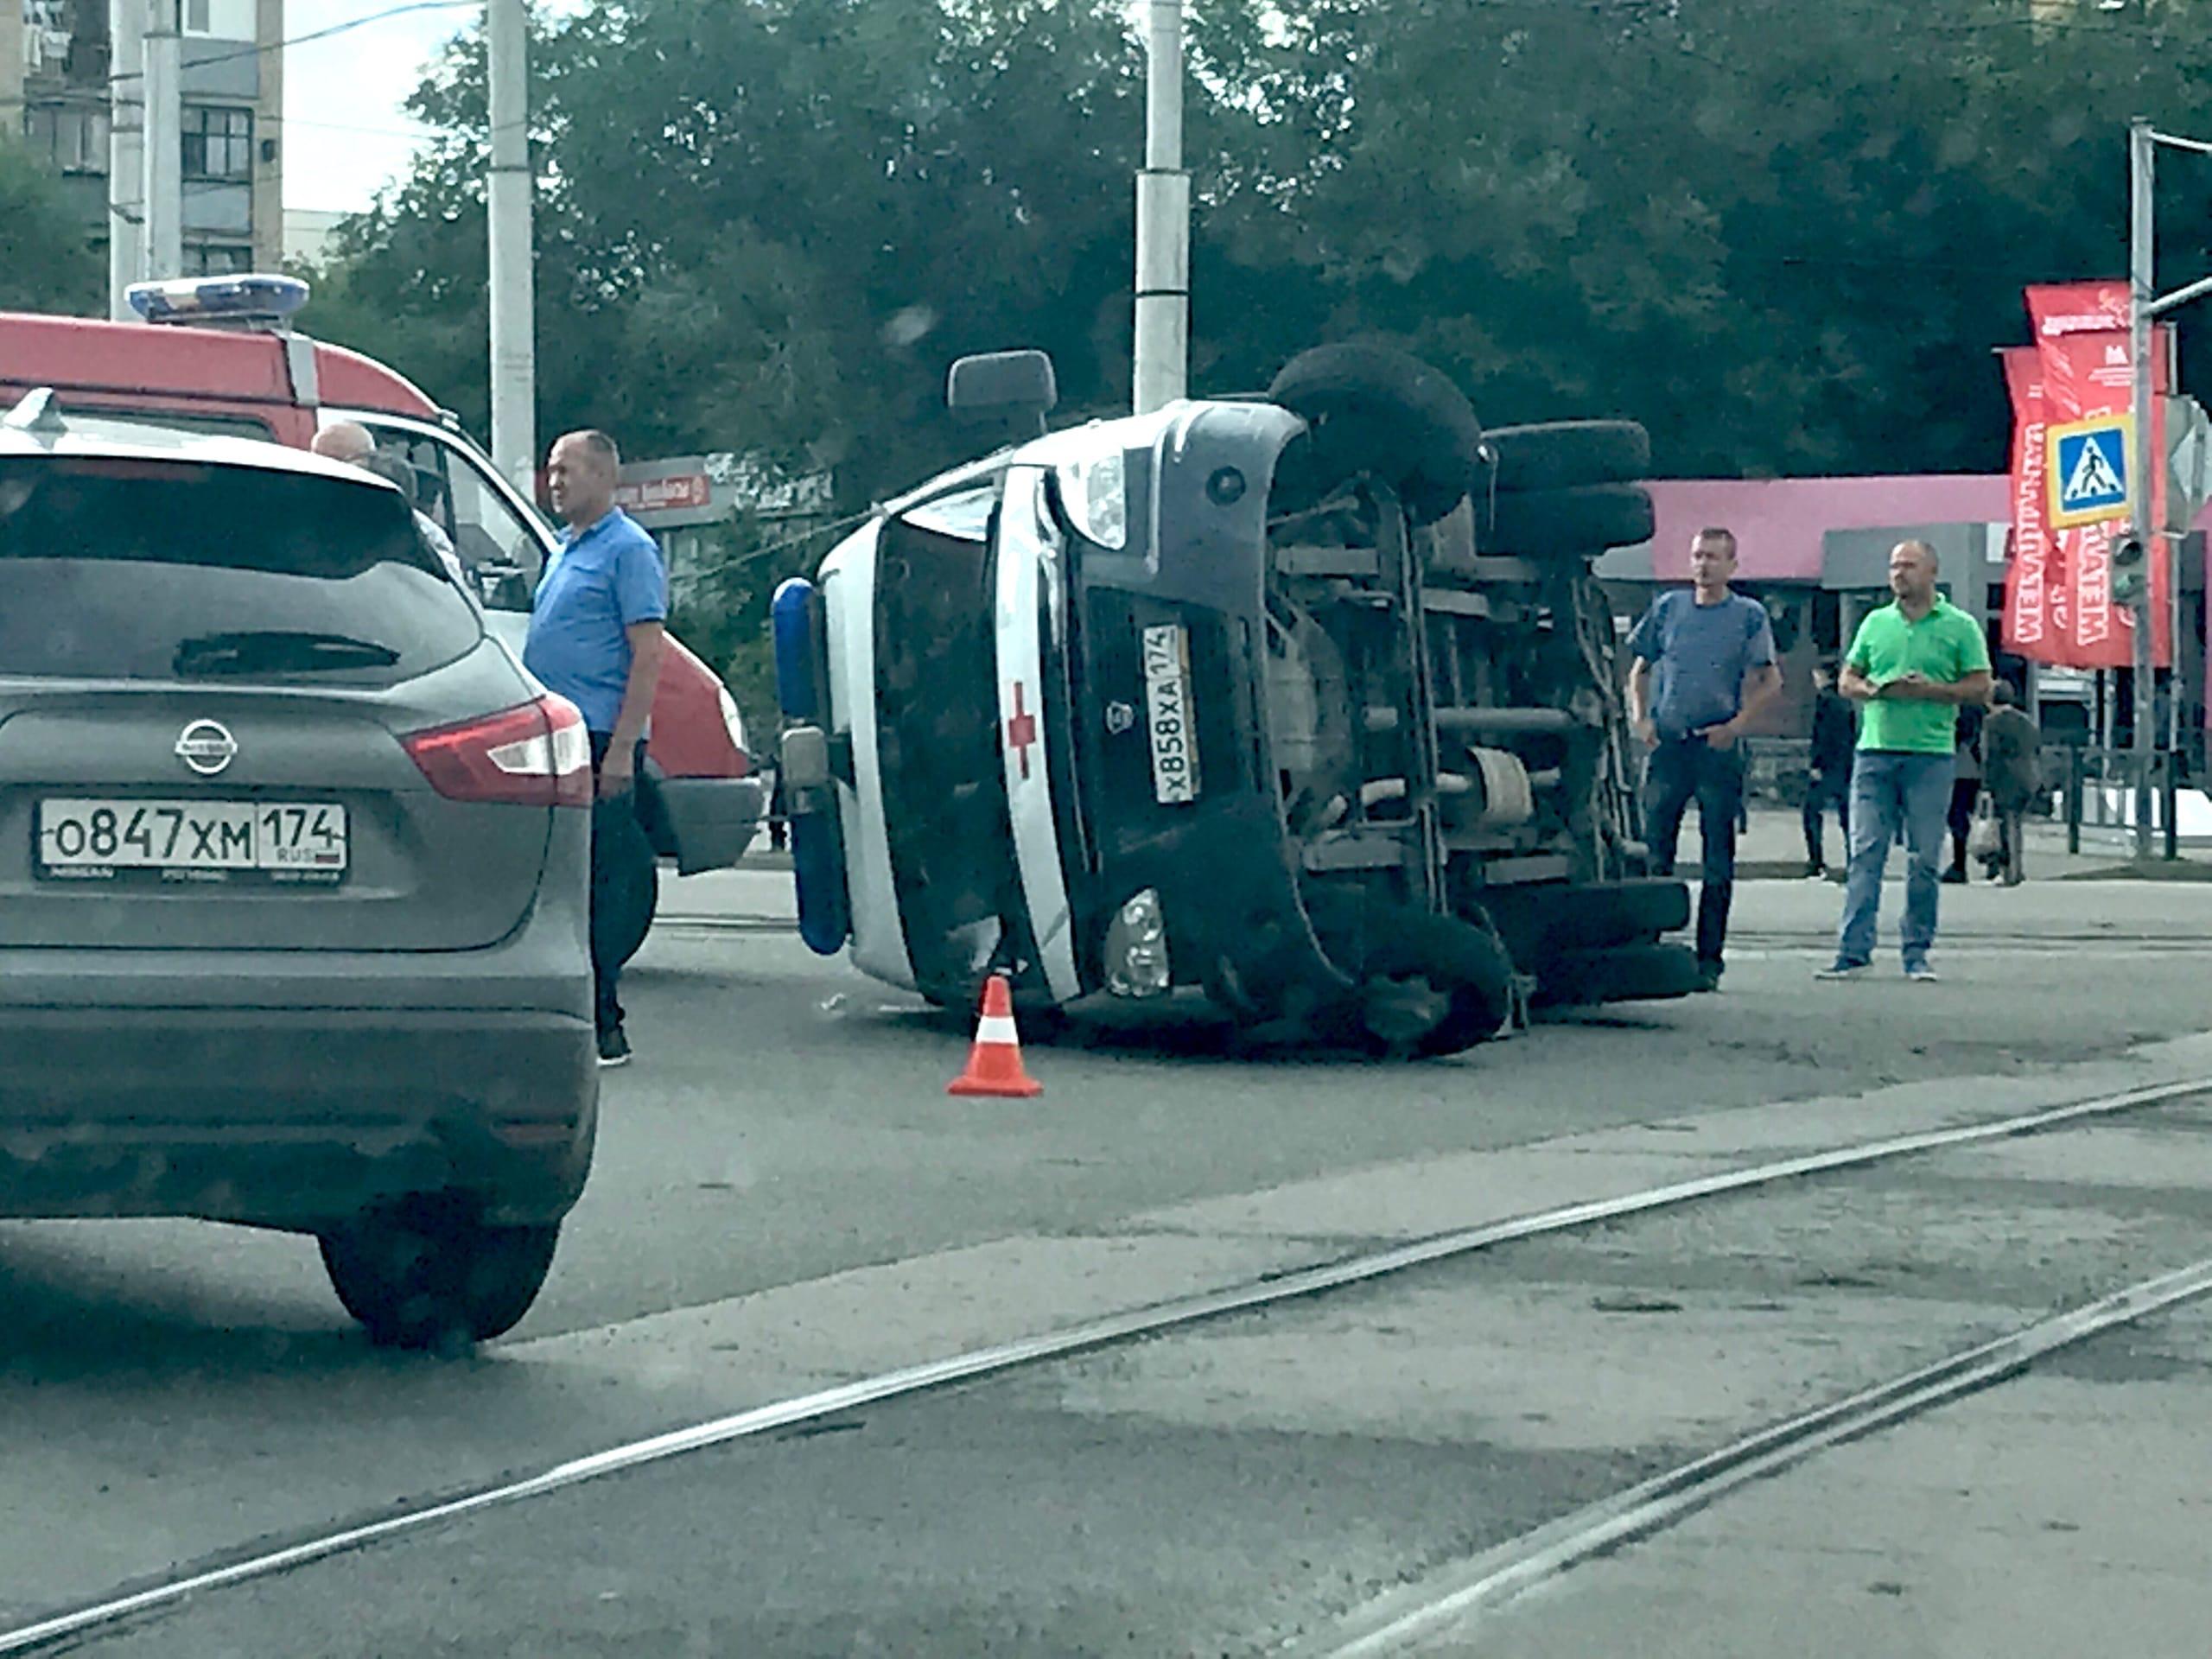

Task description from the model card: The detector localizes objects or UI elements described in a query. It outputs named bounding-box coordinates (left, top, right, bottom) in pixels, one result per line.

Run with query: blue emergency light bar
left=126, top=274, right=312, bottom=326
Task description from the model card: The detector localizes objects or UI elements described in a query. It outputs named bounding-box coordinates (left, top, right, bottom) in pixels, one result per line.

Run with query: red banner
left=2013, top=283, right=2171, bottom=669
left=1999, top=347, right=2056, bottom=656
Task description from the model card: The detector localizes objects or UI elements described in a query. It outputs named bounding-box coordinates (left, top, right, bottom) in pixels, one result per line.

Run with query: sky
left=282, top=0, right=585, bottom=214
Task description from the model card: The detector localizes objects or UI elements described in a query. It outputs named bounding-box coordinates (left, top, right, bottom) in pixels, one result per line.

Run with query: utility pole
left=2126, top=118, right=2212, bottom=858
left=1132, top=0, right=1189, bottom=414
left=486, top=0, right=537, bottom=493
left=2128, top=118, right=2157, bottom=861
left=139, top=0, right=181, bottom=283
left=106, top=0, right=145, bottom=316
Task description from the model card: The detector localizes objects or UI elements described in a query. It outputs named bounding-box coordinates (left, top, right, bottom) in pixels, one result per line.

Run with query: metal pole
left=139, top=0, right=181, bottom=284
left=487, top=0, right=537, bottom=493
left=1132, top=0, right=1189, bottom=414
left=2129, top=118, right=2158, bottom=860
left=106, top=0, right=145, bottom=316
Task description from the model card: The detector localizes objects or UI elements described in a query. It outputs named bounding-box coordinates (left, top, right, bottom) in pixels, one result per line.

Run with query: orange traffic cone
left=947, top=972, right=1044, bottom=1098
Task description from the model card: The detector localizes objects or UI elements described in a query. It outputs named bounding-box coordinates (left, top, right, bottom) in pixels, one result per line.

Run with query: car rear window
left=0, top=456, right=481, bottom=683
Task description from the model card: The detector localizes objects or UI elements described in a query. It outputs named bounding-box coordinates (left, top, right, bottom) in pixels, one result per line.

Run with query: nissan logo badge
left=175, top=719, right=239, bottom=777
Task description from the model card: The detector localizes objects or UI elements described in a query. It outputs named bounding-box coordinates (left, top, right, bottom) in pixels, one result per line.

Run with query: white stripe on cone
left=975, top=1014, right=1020, bottom=1046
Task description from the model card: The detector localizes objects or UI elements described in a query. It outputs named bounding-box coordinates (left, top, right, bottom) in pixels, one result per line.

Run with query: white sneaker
left=1904, top=962, right=1940, bottom=983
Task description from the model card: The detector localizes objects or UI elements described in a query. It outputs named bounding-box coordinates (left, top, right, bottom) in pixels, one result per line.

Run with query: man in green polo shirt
left=1819, top=539, right=1993, bottom=982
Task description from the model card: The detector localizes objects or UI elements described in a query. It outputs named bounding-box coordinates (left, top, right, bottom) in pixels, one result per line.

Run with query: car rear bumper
left=654, top=773, right=766, bottom=874
left=0, top=1006, right=596, bottom=1228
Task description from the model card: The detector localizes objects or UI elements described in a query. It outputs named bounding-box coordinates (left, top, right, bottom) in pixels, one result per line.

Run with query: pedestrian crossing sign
left=2048, top=416, right=2133, bottom=529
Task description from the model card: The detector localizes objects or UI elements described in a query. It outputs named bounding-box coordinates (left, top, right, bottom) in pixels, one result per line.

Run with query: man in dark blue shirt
left=524, top=429, right=669, bottom=1066
left=1625, top=528, right=1782, bottom=990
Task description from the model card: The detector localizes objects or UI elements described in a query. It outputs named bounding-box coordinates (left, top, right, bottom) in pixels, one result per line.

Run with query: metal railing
left=1738, top=737, right=2198, bottom=861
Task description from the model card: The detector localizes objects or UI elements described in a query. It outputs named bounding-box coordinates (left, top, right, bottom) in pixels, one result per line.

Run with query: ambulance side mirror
left=948, top=350, right=1058, bottom=438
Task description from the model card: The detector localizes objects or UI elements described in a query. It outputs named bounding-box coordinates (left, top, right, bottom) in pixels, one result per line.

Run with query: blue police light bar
left=126, top=274, right=312, bottom=326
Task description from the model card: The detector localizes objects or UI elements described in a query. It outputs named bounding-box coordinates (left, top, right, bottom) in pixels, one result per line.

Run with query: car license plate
left=1140, top=623, right=1200, bottom=805
left=36, top=799, right=349, bottom=880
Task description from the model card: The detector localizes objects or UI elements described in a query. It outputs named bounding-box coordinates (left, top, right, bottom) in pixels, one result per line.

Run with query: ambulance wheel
left=1347, top=907, right=1516, bottom=1058
left=1478, top=483, right=1656, bottom=558
left=1268, top=344, right=1484, bottom=527
left=1481, top=420, right=1650, bottom=494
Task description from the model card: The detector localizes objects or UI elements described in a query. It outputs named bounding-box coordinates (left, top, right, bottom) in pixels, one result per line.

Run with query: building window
left=181, top=0, right=257, bottom=40
left=23, top=104, right=111, bottom=175
left=181, top=106, right=254, bottom=181
left=183, top=244, right=255, bottom=276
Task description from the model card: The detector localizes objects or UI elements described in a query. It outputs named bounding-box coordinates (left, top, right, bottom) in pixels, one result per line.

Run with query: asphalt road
left=7, top=868, right=2212, bottom=1653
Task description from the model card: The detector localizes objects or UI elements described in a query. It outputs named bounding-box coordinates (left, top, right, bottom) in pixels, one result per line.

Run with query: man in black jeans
left=523, top=429, right=670, bottom=1066
left=1626, top=529, right=1783, bottom=991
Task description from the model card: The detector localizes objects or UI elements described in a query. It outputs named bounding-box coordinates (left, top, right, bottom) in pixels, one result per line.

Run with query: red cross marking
left=1006, top=683, right=1039, bottom=780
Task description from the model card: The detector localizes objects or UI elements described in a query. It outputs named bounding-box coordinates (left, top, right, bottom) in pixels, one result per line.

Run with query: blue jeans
left=1835, top=750, right=1955, bottom=969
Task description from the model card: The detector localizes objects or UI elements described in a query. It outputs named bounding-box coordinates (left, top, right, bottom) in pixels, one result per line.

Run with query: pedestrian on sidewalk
left=1980, top=682, right=2041, bottom=887
left=524, top=429, right=671, bottom=1068
left=1943, top=699, right=1986, bottom=884
left=1626, top=527, right=1783, bottom=993
left=1819, top=540, right=1993, bottom=982
left=1802, top=658, right=1855, bottom=879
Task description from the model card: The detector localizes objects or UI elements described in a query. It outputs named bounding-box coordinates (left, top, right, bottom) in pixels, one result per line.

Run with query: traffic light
left=2113, top=535, right=2148, bottom=606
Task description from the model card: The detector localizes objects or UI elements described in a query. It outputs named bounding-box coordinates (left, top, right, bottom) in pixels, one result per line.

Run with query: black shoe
left=597, top=1025, right=632, bottom=1068
left=1694, top=960, right=1724, bottom=993
left=1802, top=861, right=1827, bottom=880
left=1941, top=867, right=1967, bottom=885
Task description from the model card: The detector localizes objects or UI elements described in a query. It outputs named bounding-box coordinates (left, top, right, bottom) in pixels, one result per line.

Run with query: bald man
left=524, top=429, right=669, bottom=1067
left=311, top=423, right=472, bottom=596
left=1821, top=540, right=1993, bottom=982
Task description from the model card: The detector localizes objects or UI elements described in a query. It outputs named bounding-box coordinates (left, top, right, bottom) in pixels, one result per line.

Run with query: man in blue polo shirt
left=525, top=429, right=669, bottom=1067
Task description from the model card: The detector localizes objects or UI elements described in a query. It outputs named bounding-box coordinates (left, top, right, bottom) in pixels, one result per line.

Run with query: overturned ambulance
left=773, top=345, right=1697, bottom=1056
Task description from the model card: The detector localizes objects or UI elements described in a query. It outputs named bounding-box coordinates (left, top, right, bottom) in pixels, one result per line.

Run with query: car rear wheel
left=320, top=1198, right=561, bottom=1349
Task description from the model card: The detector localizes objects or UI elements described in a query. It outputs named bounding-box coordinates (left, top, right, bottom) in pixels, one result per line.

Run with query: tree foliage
left=302, top=0, right=2212, bottom=693
left=0, top=141, right=103, bottom=315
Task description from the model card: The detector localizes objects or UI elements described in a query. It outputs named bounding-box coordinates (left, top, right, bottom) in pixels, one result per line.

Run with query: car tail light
left=404, top=695, right=593, bottom=807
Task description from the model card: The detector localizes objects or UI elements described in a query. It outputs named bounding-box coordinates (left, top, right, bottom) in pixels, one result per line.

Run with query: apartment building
left=7, top=0, right=284, bottom=276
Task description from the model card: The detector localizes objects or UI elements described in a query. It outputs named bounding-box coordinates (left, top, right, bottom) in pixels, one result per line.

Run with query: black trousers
left=588, top=733, right=652, bottom=1034
left=1644, top=738, right=1746, bottom=970
left=1947, top=777, right=1981, bottom=871
left=1802, top=766, right=1852, bottom=868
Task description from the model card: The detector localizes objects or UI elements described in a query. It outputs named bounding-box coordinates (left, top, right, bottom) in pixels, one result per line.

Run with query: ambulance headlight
left=1055, top=450, right=1127, bottom=550
left=1103, top=887, right=1171, bottom=997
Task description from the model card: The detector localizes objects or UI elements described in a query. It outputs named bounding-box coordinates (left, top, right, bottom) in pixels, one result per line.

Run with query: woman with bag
left=1980, top=683, right=2042, bottom=887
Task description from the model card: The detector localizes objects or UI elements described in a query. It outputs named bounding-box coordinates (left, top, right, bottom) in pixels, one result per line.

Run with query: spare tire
left=1483, top=421, right=1650, bottom=494
left=1268, top=344, right=1484, bottom=527
left=1480, top=483, right=1656, bottom=559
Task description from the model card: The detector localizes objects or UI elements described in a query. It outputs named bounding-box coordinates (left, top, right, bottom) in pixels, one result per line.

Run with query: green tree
left=0, top=141, right=102, bottom=315
left=1206, top=0, right=2212, bottom=476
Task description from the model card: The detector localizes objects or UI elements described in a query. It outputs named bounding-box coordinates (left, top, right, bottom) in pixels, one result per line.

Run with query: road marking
left=1303, top=1255, right=2212, bottom=1656
left=4, top=1074, right=2209, bottom=1655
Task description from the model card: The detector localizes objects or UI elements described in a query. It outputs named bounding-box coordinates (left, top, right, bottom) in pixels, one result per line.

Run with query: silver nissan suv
left=0, top=394, right=597, bottom=1348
